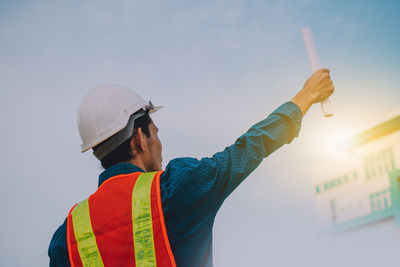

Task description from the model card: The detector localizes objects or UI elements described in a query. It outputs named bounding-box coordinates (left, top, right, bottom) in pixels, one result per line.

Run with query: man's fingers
left=327, top=85, right=335, bottom=97
left=329, top=84, right=334, bottom=94
left=320, top=70, right=331, bottom=78
left=312, top=68, right=330, bottom=77
left=318, top=84, right=334, bottom=102
left=319, top=87, right=334, bottom=102
left=318, top=68, right=330, bottom=74
left=322, top=68, right=330, bottom=73
left=324, top=78, right=332, bottom=85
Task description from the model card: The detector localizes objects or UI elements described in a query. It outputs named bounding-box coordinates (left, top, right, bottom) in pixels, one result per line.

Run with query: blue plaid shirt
left=48, top=102, right=302, bottom=267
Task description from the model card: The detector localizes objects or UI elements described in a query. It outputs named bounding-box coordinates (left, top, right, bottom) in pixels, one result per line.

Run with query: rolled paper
left=301, top=27, right=333, bottom=117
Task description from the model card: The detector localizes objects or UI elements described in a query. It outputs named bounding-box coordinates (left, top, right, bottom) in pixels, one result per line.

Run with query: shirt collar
left=98, top=163, right=145, bottom=187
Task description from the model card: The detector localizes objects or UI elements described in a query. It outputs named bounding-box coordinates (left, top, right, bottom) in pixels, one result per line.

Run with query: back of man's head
left=93, top=112, right=153, bottom=169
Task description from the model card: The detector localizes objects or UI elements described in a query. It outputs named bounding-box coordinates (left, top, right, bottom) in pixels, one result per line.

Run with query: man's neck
left=127, top=158, right=147, bottom=172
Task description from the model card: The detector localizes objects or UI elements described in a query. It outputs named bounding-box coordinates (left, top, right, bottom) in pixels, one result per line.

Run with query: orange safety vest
left=67, top=171, right=176, bottom=267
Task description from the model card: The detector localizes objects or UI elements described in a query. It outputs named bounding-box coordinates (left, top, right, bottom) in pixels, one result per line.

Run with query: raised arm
left=161, top=69, right=334, bottom=216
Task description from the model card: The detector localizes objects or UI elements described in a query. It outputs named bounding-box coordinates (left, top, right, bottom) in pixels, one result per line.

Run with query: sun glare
left=321, top=131, right=353, bottom=155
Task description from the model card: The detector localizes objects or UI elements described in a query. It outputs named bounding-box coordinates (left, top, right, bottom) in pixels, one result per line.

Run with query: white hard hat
left=77, top=84, right=162, bottom=158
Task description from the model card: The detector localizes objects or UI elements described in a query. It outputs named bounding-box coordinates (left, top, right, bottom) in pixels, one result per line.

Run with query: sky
left=0, top=0, right=399, bottom=266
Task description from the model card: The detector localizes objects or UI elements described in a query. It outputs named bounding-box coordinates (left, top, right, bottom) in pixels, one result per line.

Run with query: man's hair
left=93, top=112, right=153, bottom=169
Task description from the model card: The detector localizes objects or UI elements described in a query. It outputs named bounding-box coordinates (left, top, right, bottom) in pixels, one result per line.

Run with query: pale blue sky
left=0, top=1, right=399, bottom=266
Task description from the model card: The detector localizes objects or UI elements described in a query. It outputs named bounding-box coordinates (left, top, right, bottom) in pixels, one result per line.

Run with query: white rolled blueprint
left=301, top=27, right=333, bottom=117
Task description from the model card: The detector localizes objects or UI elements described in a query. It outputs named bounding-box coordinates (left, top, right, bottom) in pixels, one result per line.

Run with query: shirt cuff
left=272, top=101, right=303, bottom=143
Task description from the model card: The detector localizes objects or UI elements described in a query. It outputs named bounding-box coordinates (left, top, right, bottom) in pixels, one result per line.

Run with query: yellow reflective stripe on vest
left=71, top=198, right=104, bottom=267
left=132, top=172, right=157, bottom=266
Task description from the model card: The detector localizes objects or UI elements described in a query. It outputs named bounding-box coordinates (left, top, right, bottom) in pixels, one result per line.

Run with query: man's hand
left=291, top=68, right=334, bottom=116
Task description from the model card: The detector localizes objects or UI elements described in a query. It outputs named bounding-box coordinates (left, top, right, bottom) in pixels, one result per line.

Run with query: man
left=49, top=69, right=334, bottom=266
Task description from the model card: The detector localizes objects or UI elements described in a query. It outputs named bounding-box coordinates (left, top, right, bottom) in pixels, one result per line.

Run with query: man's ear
left=131, top=127, right=146, bottom=153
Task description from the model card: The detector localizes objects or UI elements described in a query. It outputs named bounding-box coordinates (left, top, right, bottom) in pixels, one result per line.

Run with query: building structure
left=311, top=115, right=400, bottom=238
